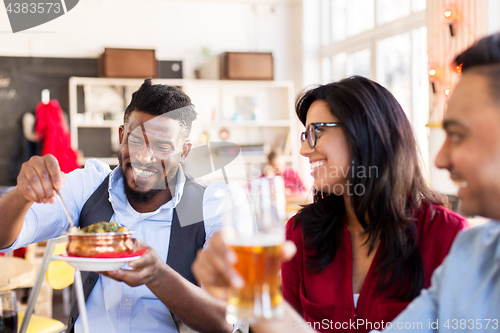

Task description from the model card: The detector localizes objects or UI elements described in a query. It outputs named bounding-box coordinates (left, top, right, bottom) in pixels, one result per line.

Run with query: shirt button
left=124, top=298, right=130, bottom=303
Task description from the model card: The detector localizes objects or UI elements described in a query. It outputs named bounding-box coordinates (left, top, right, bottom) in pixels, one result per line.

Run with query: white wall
left=487, top=0, right=500, bottom=34
left=0, top=0, right=300, bottom=84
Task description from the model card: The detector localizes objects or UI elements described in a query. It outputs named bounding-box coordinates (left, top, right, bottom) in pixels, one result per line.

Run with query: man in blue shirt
left=0, top=79, right=234, bottom=333
left=192, top=32, right=500, bottom=333
left=387, top=31, right=500, bottom=333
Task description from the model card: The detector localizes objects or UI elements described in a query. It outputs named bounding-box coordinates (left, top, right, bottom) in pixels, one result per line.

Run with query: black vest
left=67, top=174, right=207, bottom=333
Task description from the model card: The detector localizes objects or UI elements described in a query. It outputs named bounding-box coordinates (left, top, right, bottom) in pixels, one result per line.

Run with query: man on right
left=385, top=32, right=500, bottom=332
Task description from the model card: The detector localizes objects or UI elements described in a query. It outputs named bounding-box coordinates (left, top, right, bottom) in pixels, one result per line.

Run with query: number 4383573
left=6, top=3, right=62, bottom=14
left=443, top=319, right=498, bottom=330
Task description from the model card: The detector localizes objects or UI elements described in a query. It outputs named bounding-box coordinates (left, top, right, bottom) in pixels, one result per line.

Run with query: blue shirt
left=5, top=159, right=230, bottom=333
left=379, top=221, right=500, bottom=332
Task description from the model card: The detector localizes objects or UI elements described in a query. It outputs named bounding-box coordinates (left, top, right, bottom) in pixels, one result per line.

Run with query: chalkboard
left=0, top=56, right=98, bottom=185
left=0, top=57, right=180, bottom=186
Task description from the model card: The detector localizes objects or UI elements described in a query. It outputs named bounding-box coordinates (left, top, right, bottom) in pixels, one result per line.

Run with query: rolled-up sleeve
left=2, top=159, right=110, bottom=251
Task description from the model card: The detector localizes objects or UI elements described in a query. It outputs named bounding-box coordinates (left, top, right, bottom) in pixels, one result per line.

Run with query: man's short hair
left=124, top=78, right=198, bottom=137
left=454, top=33, right=500, bottom=103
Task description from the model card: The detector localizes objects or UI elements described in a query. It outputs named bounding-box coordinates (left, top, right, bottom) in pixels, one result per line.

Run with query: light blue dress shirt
left=4, top=159, right=231, bottom=333
left=376, top=221, right=500, bottom=332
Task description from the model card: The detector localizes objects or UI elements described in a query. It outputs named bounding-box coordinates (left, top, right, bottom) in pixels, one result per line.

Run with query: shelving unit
left=68, top=77, right=299, bottom=175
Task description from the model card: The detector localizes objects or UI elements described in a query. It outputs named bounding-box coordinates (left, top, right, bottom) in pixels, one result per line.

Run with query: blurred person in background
left=263, top=148, right=306, bottom=197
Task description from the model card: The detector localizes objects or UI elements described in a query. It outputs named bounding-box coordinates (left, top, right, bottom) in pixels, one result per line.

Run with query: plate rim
left=52, top=254, right=141, bottom=263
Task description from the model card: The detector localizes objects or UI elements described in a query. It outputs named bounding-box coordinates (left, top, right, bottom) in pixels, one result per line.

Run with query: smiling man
left=375, top=32, right=500, bottom=333
left=0, top=79, right=234, bottom=333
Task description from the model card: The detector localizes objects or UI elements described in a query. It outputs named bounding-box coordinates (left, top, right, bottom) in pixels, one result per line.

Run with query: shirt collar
left=494, top=221, right=500, bottom=263
left=481, top=220, right=500, bottom=263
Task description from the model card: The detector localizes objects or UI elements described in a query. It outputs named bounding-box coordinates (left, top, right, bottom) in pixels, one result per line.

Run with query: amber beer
left=225, top=236, right=284, bottom=323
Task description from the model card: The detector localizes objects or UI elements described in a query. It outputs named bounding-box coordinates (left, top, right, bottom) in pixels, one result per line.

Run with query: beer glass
left=0, top=290, right=18, bottom=333
left=223, top=176, right=286, bottom=324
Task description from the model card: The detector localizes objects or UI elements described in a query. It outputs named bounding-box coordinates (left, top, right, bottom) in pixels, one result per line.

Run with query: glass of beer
left=0, top=290, right=18, bottom=333
left=223, top=176, right=286, bottom=324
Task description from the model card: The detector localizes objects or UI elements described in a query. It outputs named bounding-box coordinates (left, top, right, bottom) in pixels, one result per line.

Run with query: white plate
left=52, top=254, right=141, bottom=271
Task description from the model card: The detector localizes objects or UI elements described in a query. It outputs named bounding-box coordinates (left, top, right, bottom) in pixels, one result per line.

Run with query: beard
left=118, top=151, right=163, bottom=204
left=122, top=170, right=161, bottom=204
left=119, top=155, right=178, bottom=204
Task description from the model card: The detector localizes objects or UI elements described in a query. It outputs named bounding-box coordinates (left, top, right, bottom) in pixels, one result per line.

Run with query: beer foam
left=224, top=233, right=285, bottom=247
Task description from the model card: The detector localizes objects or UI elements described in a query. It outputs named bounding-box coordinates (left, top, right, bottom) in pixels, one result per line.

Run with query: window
left=377, top=0, right=411, bottom=25
left=377, top=32, right=412, bottom=113
left=320, top=0, right=429, bottom=168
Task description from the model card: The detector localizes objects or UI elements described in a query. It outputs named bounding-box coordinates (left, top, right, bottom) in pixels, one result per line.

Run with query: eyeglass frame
left=300, top=122, right=342, bottom=148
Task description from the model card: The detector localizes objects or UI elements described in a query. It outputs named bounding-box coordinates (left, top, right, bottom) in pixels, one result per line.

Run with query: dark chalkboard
left=0, top=56, right=98, bottom=185
left=0, top=57, right=180, bottom=185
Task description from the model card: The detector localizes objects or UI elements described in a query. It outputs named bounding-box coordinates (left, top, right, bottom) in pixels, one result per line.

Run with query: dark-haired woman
left=192, top=76, right=468, bottom=333
left=281, top=76, right=467, bottom=332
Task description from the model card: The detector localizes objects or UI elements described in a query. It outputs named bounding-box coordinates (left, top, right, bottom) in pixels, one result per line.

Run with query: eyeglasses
left=300, top=122, right=342, bottom=148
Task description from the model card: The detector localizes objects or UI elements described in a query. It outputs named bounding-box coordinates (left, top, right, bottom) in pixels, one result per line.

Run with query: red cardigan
left=35, top=100, right=80, bottom=173
left=281, top=202, right=468, bottom=333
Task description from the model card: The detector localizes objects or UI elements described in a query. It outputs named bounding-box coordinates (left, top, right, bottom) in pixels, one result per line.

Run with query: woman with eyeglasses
left=192, top=76, right=468, bottom=333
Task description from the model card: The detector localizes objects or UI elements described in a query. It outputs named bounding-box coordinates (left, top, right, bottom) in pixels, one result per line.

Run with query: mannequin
left=21, top=89, right=50, bottom=142
left=41, top=89, right=50, bottom=105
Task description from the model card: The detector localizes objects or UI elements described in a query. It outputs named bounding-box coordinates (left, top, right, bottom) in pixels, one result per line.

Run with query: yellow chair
left=19, top=236, right=74, bottom=333
left=17, top=312, right=65, bottom=333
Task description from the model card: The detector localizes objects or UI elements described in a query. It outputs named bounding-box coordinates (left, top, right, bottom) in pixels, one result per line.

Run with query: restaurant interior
left=0, top=0, right=498, bottom=332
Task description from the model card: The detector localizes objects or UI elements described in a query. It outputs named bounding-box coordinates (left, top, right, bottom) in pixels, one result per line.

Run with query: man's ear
left=119, top=125, right=125, bottom=145
left=180, top=141, right=192, bottom=163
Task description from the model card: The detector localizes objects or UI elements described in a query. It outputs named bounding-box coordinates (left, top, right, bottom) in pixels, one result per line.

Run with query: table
left=0, top=256, right=35, bottom=291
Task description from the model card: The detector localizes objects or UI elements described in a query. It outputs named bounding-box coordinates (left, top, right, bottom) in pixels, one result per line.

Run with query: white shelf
left=77, top=120, right=122, bottom=128
left=77, top=155, right=290, bottom=167
left=202, top=120, right=291, bottom=128
left=69, top=77, right=292, bottom=89
left=69, top=77, right=300, bottom=171
left=79, top=157, right=118, bottom=166
left=237, top=155, right=294, bottom=163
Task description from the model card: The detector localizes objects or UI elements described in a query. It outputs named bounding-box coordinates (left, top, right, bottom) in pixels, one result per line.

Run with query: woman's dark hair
left=295, top=76, right=447, bottom=301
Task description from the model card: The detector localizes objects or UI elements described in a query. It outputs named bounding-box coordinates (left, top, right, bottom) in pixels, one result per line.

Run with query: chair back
left=19, top=236, right=72, bottom=333
left=46, top=241, right=74, bottom=290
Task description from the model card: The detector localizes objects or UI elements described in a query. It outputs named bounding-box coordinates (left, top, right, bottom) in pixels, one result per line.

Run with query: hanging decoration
left=428, top=67, right=438, bottom=93
left=442, top=6, right=457, bottom=36
left=426, top=0, right=479, bottom=126
left=426, top=0, right=485, bottom=193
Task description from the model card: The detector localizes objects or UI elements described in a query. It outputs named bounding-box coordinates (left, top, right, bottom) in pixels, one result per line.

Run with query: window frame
left=319, top=0, right=429, bottom=168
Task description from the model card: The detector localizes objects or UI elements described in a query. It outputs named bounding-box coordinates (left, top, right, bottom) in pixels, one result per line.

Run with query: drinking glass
left=0, top=290, right=18, bottom=333
left=223, top=176, right=286, bottom=324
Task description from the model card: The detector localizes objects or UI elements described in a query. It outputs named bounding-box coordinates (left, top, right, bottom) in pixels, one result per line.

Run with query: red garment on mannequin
left=35, top=100, right=80, bottom=173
